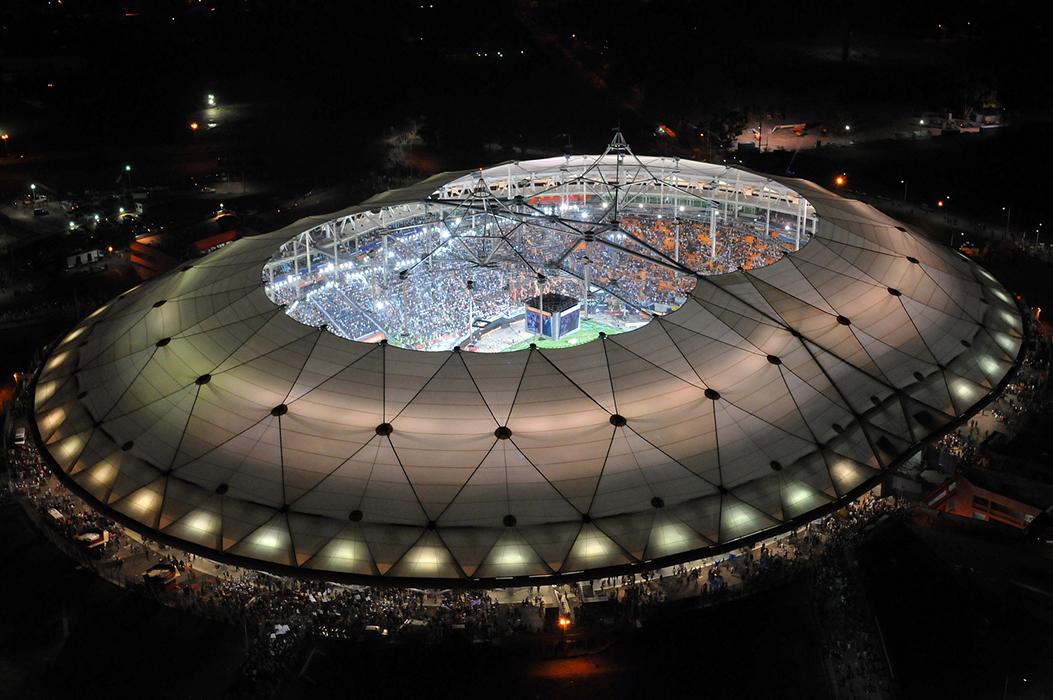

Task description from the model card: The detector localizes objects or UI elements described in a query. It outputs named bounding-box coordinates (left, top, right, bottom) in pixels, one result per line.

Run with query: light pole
left=900, top=179, right=908, bottom=202
left=1002, top=206, right=1011, bottom=240
left=0, top=132, right=9, bottom=157
left=29, top=183, right=36, bottom=207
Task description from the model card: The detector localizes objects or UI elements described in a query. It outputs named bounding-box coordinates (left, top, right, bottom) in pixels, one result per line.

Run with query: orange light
left=107, top=245, right=114, bottom=253
left=558, top=616, right=571, bottom=628
left=937, top=200, right=944, bottom=208
left=0, top=133, right=8, bottom=141
left=834, top=175, right=846, bottom=187
left=189, top=121, right=199, bottom=131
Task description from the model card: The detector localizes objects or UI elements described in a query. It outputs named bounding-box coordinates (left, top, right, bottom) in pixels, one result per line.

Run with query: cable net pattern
left=33, top=160, right=1022, bottom=584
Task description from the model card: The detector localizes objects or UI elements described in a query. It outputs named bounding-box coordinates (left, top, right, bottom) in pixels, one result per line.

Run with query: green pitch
left=504, top=319, right=622, bottom=352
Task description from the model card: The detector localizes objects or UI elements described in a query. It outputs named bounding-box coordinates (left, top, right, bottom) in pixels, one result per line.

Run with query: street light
left=1002, top=206, right=1011, bottom=240
left=844, top=124, right=851, bottom=132
left=834, top=174, right=846, bottom=187
left=900, top=179, right=908, bottom=202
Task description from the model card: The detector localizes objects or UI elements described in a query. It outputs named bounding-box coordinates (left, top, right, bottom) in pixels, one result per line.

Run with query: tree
left=696, top=109, right=747, bottom=159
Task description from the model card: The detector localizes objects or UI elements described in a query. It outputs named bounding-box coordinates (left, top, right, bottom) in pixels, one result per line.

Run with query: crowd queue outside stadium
left=5, top=428, right=908, bottom=697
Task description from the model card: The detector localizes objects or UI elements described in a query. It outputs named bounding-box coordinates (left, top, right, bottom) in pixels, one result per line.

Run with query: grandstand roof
left=32, top=155, right=1023, bottom=585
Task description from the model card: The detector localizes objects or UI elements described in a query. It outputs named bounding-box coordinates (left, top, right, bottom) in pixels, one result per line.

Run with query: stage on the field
left=503, top=318, right=622, bottom=352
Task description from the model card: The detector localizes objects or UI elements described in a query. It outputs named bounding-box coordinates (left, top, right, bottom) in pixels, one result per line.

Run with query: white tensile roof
left=32, top=158, right=1022, bottom=584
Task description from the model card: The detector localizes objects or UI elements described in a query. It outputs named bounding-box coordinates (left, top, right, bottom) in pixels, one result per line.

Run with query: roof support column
left=710, top=208, right=718, bottom=259
left=796, top=198, right=804, bottom=251
left=765, top=184, right=772, bottom=238
left=733, top=172, right=741, bottom=219
left=674, top=218, right=680, bottom=263
left=583, top=259, right=590, bottom=318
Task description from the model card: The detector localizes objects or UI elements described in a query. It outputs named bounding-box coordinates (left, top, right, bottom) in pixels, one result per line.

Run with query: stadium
left=30, top=135, right=1024, bottom=586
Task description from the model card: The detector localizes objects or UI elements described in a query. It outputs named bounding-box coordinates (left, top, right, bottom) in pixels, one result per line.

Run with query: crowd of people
left=810, top=497, right=903, bottom=699
left=932, top=310, right=1050, bottom=474
left=619, top=210, right=804, bottom=276
left=590, top=496, right=904, bottom=635
left=5, top=444, right=127, bottom=562
left=291, top=284, right=382, bottom=340
left=264, top=204, right=804, bottom=351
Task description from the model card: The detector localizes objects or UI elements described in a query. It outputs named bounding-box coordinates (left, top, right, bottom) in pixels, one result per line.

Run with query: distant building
left=926, top=474, right=1040, bottom=529
left=192, top=229, right=239, bottom=254
left=65, top=249, right=104, bottom=270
